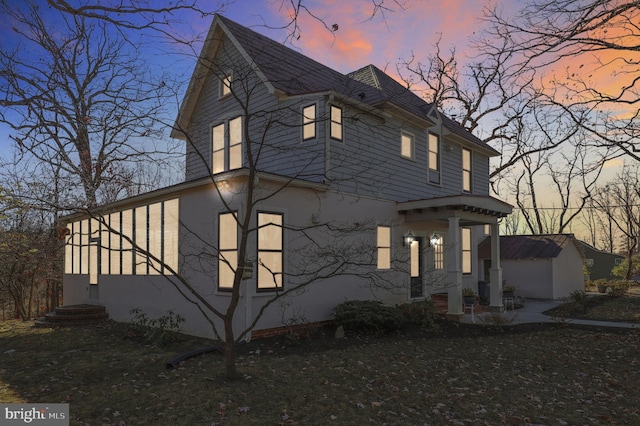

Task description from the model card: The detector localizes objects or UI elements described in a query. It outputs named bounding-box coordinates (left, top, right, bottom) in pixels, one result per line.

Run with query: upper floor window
left=330, top=105, right=343, bottom=141
left=218, top=212, right=238, bottom=291
left=302, top=104, right=316, bottom=140
left=462, top=148, right=472, bottom=192
left=258, top=212, right=283, bottom=290
left=212, top=116, right=243, bottom=174
left=377, top=226, right=391, bottom=270
left=462, top=227, right=472, bottom=274
left=220, top=72, right=232, bottom=97
left=401, top=131, right=414, bottom=160
left=428, top=133, right=440, bottom=184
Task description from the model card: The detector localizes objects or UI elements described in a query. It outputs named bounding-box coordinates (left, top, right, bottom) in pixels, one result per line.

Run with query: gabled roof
left=173, top=14, right=499, bottom=156
left=574, top=239, right=624, bottom=258
left=478, top=234, right=585, bottom=260
left=348, top=65, right=498, bottom=155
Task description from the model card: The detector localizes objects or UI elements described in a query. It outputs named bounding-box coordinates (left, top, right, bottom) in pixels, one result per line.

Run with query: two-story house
left=62, top=15, right=512, bottom=339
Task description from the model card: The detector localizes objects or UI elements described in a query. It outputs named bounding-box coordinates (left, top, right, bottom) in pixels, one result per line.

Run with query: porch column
left=446, top=216, right=463, bottom=319
left=489, top=222, right=504, bottom=312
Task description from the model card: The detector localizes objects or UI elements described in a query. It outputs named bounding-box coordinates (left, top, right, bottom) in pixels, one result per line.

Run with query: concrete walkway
left=464, top=299, right=640, bottom=329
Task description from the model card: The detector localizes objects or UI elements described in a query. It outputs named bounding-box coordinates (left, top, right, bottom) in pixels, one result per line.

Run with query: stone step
left=44, top=311, right=109, bottom=322
left=54, top=304, right=106, bottom=315
left=34, top=304, right=109, bottom=328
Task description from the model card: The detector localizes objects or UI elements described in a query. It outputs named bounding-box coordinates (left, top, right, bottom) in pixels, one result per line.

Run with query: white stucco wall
left=501, top=258, right=554, bottom=299
left=498, top=243, right=584, bottom=300
left=551, top=244, right=585, bottom=299
left=63, top=180, right=417, bottom=339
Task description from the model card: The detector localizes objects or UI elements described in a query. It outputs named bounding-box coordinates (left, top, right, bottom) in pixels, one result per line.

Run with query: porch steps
left=35, top=304, right=109, bottom=328
left=431, top=293, right=449, bottom=315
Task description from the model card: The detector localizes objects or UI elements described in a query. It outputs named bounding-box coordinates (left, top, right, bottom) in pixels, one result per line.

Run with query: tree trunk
left=223, top=316, right=237, bottom=380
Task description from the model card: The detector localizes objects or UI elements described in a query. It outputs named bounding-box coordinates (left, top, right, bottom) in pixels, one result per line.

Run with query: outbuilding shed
left=478, top=234, right=585, bottom=300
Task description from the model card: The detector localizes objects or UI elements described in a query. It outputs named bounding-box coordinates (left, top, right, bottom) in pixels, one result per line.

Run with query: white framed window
left=401, top=131, right=414, bottom=159
left=462, top=148, right=472, bottom=192
left=377, top=226, right=391, bottom=270
left=428, top=133, right=440, bottom=184
left=330, top=105, right=343, bottom=141
left=220, top=72, right=232, bottom=97
left=462, top=227, right=472, bottom=274
left=65, top=199, right=179, bottom=278
left=433, top=235, right=444, bottom=270
left=302, top=104, right=316, bottom=140
left=212, top=116, right=243, bottom=174
left=228, top=116, right=243, bottom=170
left=134, top=206, right=148, bottom=275
left=64, top=224, right=73, bottom=274
left=218, top=212, right=238, bottom=291
left=258, top=212, right=283, bottom=290
left=120, top=209, right=133, bottom=275
left=80, top=219, right=89, bottom=275
left=109, top=213, right=121, bottom=275
left=89, top=218, right=100, bottom=284
left=212, top=123, right=225, bottom=174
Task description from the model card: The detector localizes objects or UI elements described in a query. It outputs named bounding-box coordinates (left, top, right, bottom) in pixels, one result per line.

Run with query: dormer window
left=428, top=133, right=440, bottom=184
left=220, top=72, right=232, bottom=97
left=330, top=105, right=343, bottom=141
left=302, top=104, right=316, bottom=140
left=462, top=148, right=472, bottom=192
left=401, top=131, right=414, bottom=160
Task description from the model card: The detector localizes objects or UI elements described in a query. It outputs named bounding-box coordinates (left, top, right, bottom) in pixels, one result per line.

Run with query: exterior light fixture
left=403, top=230, right=415, bottom=247
left=430, top=232, right=440, bottom=247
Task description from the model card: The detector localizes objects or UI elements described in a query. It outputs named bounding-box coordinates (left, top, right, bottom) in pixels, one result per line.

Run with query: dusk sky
left=219, top=0, right=499, bottom=78
left=1, top=0, right=505, bottom=160
left=0, top=0, right=630, bottom=181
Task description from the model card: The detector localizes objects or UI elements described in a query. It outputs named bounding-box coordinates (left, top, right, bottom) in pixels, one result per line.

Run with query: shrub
left=333, top=300, right=404, bottom=335
left=399, top=300, right=437, bottom=329
left=129, top=308, right=185, bottom=346
left=569, top=290, right=588, bottom=303
left=608, top=280, right=630, bottom=296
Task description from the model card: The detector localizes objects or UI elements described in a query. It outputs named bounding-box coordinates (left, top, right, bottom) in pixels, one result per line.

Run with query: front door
left=410, top=237, right=423, bottom=298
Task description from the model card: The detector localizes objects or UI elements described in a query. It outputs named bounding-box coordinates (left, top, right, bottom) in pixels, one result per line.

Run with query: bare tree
left=400, top=2, right=633, bottom=235
left=60, top=19, right=422, bottom=379
left=0, top=1, right=178, bottom=207
left=483, top=0, right=640, bottom=162
left=0, top=184, right=61, bottom=320
left=591, top=165, right=640, bottom=279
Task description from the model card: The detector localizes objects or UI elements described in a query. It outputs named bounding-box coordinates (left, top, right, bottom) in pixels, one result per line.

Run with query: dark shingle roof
left=218, top=15, right=383, bottom=101
left=478, top=234, right=584, bottom=260
left=179, top=14, right=498, bottom=155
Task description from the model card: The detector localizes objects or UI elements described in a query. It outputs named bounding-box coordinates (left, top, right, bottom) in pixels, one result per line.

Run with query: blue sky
left=1, top=0, right=502, bottom=160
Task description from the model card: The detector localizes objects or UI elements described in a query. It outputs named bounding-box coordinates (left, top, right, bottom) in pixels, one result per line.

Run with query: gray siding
left=326, top=102, right=493, bottom=201
left=185, top=36, right=326, bottom=182
left=184, top=32, right=493, bottom=202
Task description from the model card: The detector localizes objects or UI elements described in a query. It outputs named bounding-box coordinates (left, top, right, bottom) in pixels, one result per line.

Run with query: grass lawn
left=2, top=319, right=640, bottom=425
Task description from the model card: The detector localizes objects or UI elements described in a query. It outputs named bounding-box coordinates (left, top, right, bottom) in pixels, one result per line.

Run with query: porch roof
left=397, top=194, right=513, bottom=224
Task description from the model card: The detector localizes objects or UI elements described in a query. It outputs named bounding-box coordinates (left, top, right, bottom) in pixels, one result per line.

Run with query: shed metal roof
left=478, top=234, right=584, bottom=260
